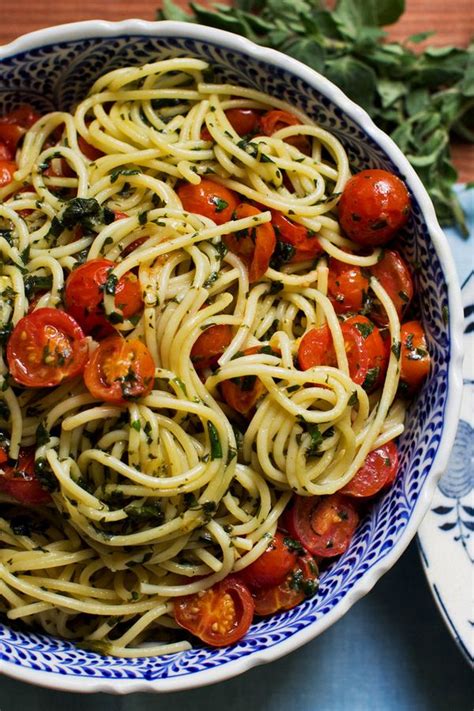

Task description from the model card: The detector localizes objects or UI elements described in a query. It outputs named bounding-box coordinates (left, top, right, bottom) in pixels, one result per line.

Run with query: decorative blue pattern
left=0, top=27, right=456, bottom=688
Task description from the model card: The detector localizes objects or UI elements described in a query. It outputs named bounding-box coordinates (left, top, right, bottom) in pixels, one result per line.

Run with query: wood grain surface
left=1, top=0, right=473, bottom=180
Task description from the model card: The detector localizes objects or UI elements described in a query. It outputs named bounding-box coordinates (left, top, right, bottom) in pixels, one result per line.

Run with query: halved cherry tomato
left=400, top=320, right=431, bottom=392
left=271, top=211, right=322, bottom=263
left=298, top=316, right=387, bottom=392
left=0, top=161, right=16, bottom=187
left=240, top=531, right=299, bottom=589
left=0, top=447, right=51, bottom=505
left=84, top=336, right=155, bottom=404
left=340, top=441, right=399, bottom=497
left=0, top=105, right=40, bottom=152
left=174, top=576, right=254, bottom=647
left=259, top=109, right=310, bottom=154
left=327, top=258, right=370, bottom=315
left=64, top=259, right=143, bottom=338
left=78, top=135, right=104, bottom=161
left=191, top=324, right=233, bottom=370
left=224, top=203, right=276, bottom=282
left=369, top=250, right=414, bottom=325
left=252, top=553, right=319, bottom=616
left=201, top=108, right=261, bottom=140
left=287, top=493, right=359, bottom=558
left=7, top=308, right=88, bottom=388
left=220, top=346, right=276, bottom=415
left=114, top=211, right=129, bottom=220
left=178, top=179, right=239, bottom=225
left=338, top=169, right=411, bottom=246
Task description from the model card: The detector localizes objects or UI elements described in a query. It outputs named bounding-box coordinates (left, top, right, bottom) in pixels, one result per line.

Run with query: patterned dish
left=0, top=20, right=463, bottom=693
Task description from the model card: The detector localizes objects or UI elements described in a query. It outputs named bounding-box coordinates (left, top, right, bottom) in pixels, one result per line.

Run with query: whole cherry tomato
left=287, top=494, right=359, bottom=558
left=7, top=308, right=88, bottom=388
left=0, top=104, right=40, bottom=152
left=338, top=169, right=411, bottom=245
left=259, top=110, right=310, bottom=154
left=252, top=553, right=319, bottom=616
left=83, top=336, right=155, bottom=404
left=78, top=136, right=104, bottom=161
left=201, top=108, right=261, bottom=140
left=399, top=320, right=431, bottom=392
left=327, top=258, right=370, bottom=315
left=340, top=441, right=399, bottom=497
left=369, top=250, right=414, bottom=325
left=191, top=324, right=233, bottom=370
left=174, top=576, right=254, bottom=647
left=178, top=179, right=239, bottom=225
left=0, top=160, right=16, bottom=187
left=64, top=259, right=143, bottom=338
left=0, top=447, right=51, bottom=505
left=240, top=531, right=299, bottom=589
left=272, top=211, right=322, bottom=263
left=224, top=203, right=276, bottom=282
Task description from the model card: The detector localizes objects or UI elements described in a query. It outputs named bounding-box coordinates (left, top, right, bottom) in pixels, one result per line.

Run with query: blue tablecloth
left=1, top=189, right=473, bottom=711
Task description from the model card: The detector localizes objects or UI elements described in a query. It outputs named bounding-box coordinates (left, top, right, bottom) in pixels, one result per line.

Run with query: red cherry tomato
left=327, top=258, right=370, bottom=315
left=288, top=494, right=359, bottom=558
left=298, top=316, right=387, bottom=392
left=64, top=259, right=143, bottom=338
left=252, top=553, right=319, bottom=616
left=0, top=447, right=8, bottom=465
left=0, top=105, right=40, bottom=152
left=0, top=160, right=16, bottom=187
left=178, top=179, right=239, bottom=225
left=340, top=441, right=399, bottom=497
left=7, top=308, right=88, bottom=388
left=259, top=110, right=310, bottom=154
left=220, top=346, right=276, bottom=415
left=121, top=237, right=148, bottom=258
left=400, top=320, right=431, bottom=392
left=0, top=142, right=13, bottom=161
left=369, top=250, right=414, bottom=325
left=338, top=169, right=411, bottom=246
left=271, top=211, right=322, bottom=263
left=174, top=576, right=254, bottom=647
left=0, top=125, right=25, bottom=153
left=224, top=203, right=276, bottom=282
left=83, top=336, right=155, bottom=404
left=78, top=136, right=104, bottom=161
left=202, top=108, right=261, bottom=140
left=240, top=531, right=299, bottom=589
left=191, top=324, right=233, bottom=370
left=0, top=447, right=51, bottom=505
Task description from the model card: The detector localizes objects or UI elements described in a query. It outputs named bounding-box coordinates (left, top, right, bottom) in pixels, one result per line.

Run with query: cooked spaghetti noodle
left=0, top=57, right=405, bottom=656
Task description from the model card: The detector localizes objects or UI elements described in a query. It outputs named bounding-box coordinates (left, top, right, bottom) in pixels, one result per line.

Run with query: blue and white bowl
left=0, top=20, right=464, bottom=694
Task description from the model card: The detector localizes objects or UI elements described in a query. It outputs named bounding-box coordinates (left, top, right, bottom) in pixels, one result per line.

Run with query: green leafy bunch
left=158, top=0, right=474, bottom=235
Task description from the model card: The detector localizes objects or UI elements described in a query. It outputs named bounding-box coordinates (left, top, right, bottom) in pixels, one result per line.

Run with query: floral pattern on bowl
left=0, top=20, right=464, bottom=693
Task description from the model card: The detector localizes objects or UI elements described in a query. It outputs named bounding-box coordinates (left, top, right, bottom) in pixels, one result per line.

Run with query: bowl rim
left=0, top=18, right=464, bottom=695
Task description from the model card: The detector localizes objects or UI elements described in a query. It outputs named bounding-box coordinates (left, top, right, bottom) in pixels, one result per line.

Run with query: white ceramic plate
left=417, top=186, right=474, bottom=667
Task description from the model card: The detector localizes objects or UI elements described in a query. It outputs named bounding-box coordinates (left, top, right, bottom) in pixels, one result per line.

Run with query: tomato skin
left=338, top=169, right=411, bottom=245
left=240, top=531, right=299, bottom=589
left=327, top=259, right=370, bottom=315
left=78, top=136, right=104, bottom=161
left=252, top=553, right=319, bottom=616
left=7, top=308, right=88, bottom=388
left=0, top=160, right=16, bottom=187
left=0, top=124, right=25, bottom=153
left=64, top=259, right=143, bottom=337
left=174, top=576, right=254, bottom=647
left=369, top=250, right=414, bottom=325
left=340, top=441, right=399, bottom=497
left=191, top=324, right=233, bottom=370
left=178, top=179, right=239, bottom=225
left=298, top=324, right=336, bottom=372
left=259, top=110, right=309, bottom=154
left=288, top=494, right=359, bottom=558
left=272, top=211, right=322, bottom=263
left=0, top=143, right=13, bottom=161
left=298, top=316, right=387, bottom=392
left=0, top=105, right=40, bottom=129
left=224, top=203, right=276, bottom=282
left=226, top=108, right=261, bottom=136
left=0, top=447, right=51, bottom=505
left=84, top=336, right=155, bottom=404
left=400, top=320, right=431, bottom=392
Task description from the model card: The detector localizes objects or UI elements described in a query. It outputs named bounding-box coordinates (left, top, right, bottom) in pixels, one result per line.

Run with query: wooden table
left=1, top=0, right=473, bottom=180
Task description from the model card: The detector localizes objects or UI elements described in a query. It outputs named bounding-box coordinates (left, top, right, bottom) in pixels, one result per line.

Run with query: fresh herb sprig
left=157, top=0, right=474, bottom=236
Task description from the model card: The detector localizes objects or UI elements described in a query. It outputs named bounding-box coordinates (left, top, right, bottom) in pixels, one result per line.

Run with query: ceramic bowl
left=0, top=19, right=463, bottom=694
